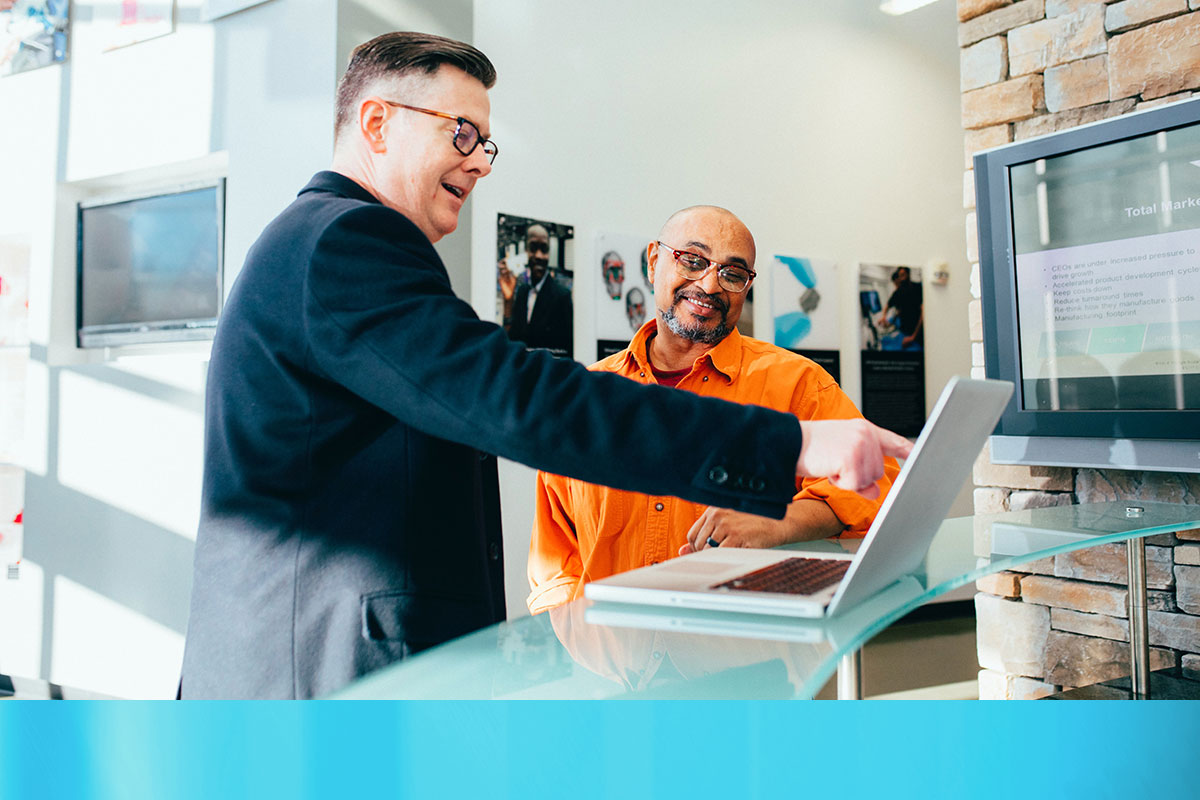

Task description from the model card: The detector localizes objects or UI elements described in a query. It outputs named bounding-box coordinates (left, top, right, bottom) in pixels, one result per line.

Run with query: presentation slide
left=1016, top=227, right=1200, bottom=384
left=1009, top=125, right=1200, bottom=411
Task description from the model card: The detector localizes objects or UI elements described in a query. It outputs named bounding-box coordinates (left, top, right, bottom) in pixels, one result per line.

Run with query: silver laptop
left=584, top=376, right=1014, bottom=618
left=585, top=576, right=924, bottom=645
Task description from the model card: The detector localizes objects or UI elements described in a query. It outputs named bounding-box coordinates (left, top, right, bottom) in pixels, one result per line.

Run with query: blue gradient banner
left=1, top=702, right=1195, bottom=799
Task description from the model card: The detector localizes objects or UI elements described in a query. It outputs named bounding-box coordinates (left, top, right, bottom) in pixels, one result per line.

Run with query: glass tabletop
left=333, top=501, right=1200, bottom=700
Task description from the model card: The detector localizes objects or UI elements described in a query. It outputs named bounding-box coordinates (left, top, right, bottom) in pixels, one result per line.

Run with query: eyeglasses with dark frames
left=655, top=241, right=756, bottom=293
left=382, top=101, right=499, bottom=165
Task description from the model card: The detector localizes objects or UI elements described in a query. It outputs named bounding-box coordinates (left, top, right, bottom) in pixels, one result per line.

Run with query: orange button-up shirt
left=527, top=320, right=899, bottom=614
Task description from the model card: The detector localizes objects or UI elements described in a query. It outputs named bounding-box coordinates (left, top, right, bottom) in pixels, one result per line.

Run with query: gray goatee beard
left=662, top=291, right=731, bottom=345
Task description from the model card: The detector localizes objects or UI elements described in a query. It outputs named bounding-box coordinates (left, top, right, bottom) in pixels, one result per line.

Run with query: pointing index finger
left=879, top=429, right=913, bottom=460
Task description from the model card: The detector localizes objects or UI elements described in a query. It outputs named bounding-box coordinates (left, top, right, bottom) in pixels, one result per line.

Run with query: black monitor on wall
left=76, top=179, right=225, bottom=348
left=975, top=97, right=1200, bottom=473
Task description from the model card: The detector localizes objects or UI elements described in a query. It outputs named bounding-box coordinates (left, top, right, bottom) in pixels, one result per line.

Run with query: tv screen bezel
left=975, top=97, right=1200, bottom=471
left=75, top=177, right=226, bottom=349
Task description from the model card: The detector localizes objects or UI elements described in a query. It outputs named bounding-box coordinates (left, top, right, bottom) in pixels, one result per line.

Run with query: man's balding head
left=657, top=206, right=756, bottom=269
left=649, top=206, right=756, bottom=346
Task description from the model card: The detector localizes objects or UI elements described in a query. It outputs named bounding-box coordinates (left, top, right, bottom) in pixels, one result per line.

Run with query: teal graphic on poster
left=771, top=256, right=839, bottom=350
left=771, top=255, right=840, bottom=381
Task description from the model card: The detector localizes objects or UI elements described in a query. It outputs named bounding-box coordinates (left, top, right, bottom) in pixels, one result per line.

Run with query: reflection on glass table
left=334, top=502, right=1200, bottom=700
left=0, top=674, right=111, bottom=700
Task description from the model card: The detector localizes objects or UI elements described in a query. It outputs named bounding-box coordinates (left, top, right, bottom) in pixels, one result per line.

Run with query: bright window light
left=880, top=0, right=941, bottom=14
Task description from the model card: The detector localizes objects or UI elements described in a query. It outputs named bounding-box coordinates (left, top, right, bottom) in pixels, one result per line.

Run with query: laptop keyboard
left=711, top=557, right=851, bottom=595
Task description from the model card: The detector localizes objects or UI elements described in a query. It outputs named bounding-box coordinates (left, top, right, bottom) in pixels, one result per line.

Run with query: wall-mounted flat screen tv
left=975, top=98, right=1200, bottom=473
left=76, top=179, right=225, bottom=348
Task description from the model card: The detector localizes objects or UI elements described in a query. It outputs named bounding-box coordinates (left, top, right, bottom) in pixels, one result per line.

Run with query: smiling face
left=525, top=224, right=551, bottom=284
left=648, top=206, right=755, bottom=346
left=370, top=65, right=494, bottom=243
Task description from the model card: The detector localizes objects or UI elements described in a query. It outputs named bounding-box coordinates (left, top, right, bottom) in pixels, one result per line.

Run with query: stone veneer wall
left=959, top=0, right=1200, bottom=698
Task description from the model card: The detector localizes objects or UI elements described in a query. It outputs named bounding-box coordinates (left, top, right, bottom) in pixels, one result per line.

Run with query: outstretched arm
left=681, top=416, right=908, bottom=553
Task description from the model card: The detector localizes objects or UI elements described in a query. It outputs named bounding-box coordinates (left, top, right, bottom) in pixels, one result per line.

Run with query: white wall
left=0, top=0, right=343, bottom=697
left=215, top=0, right=340, bottom=288
left=0, top=61, right=61, bottom=683
left=0, top=0, right=225, bottom=698
left=471, top=0, right=974, bottom=617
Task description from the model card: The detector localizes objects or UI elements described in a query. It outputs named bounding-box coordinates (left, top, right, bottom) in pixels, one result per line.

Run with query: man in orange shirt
left=527, top=206, right=900, bottom=614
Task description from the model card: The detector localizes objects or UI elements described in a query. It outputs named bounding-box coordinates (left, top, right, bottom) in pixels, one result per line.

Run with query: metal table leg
left=837, top=648, right=863, bottom=700
left=1126, top=536, right=1151, bottom=698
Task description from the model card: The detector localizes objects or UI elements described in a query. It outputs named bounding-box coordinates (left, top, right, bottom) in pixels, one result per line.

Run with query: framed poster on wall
left=594, top=231, right=654, bottom=361
left=0, top=0, right=68, bottom=76
left=0, top=464, right=22, bottom=578
left=0, top=237, right=27, bottom=576
left=201, top=0, right=271, bottom=21
left=859, top=262, right=925, bottom=437
left=96, top=0, right=174, bottom=52
left=496, top=213, right=575, bottom=359
left=771, top=255, right=840, bottom=383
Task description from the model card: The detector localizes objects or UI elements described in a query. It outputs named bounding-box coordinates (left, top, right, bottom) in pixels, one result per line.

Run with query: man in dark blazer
left=180, top=31, right=910, bottom=698
left=504, top=224, right=573, bottom=357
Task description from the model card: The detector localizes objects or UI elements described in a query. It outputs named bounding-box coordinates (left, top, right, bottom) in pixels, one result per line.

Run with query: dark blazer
left=180, top=171, right=805, bottom=698
left=508, top=275, right=573, bottom=357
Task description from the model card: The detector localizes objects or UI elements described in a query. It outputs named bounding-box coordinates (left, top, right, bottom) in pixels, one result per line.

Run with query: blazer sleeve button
left=708, top=466, right=728, bottom=485
left=750, top=477, right=766, bottom=492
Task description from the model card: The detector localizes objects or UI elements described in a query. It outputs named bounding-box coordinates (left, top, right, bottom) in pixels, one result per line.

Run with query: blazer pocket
left=360, top=591, right=490, bottom=651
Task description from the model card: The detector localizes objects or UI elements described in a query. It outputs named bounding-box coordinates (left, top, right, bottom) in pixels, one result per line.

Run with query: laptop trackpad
left=656, top=560, right=733, bottom=576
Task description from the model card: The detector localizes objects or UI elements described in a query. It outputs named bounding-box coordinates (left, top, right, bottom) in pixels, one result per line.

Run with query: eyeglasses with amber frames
left=382, top=101, right=499, bottom=164
left=655, top=241, right=756, bottom=293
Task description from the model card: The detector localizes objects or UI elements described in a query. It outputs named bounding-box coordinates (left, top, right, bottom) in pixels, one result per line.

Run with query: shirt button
left=655, top=502, right=664, bottom=511
left=702, top=376, right=709, bottom=382
left=652, top=651, right=663, bottom=660
left=639, top=372, right=645, bottom=378
left=650, top=560, right=660, bottom=565
left=708, top=466, right=728, bottom=485
left=488, top=542, right=500, bottom=561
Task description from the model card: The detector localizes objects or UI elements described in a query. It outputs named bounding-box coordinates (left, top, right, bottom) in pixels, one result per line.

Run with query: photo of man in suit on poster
left=496, top=214, right=574, bottom=359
